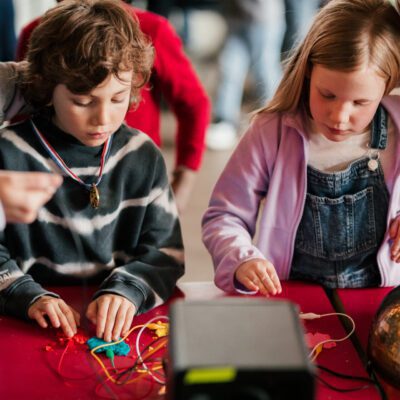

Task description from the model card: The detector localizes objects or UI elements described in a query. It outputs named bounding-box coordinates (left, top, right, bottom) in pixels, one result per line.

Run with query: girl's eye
left=320, top=92, right=335, bottom=100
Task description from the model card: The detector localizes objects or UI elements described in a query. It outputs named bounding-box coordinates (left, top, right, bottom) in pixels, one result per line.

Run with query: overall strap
left=370, top=105, right=388, bottom=150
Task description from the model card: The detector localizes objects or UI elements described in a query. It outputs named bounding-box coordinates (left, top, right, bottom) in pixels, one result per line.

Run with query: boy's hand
left=28, top=295, right=80, bottom=338
left=235, top=258, right=282, bottom=296
left=86, top=294, right=137, bottom=342
left=0, top=171, right=62, bottom=224
left=389, top=216, right=400, bottom=262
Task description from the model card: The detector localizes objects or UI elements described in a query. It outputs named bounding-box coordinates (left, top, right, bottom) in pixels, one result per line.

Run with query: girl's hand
left=28, top=295, right=80, bottom=338
left=86, top=294, right=137, bottom=342
left=235, top=258, right=282, bottom=296
left=389, top=216, right=400, bottom=262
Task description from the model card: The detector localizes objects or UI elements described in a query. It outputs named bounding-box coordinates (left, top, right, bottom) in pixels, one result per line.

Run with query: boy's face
left=309, top=64, right=386, bottom=142
left=52, top=70, right=133, bottom=147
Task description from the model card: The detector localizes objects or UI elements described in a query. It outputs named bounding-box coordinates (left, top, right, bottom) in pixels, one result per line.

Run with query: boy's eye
left=112, top=97, right=127, bottom=104
left=73, top=99, right=92, bottom=107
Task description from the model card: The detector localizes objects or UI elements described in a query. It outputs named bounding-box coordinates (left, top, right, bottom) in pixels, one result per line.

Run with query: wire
left=301, top=312, right=356, bottom=362
left=135, top=316, right=169, bottom=385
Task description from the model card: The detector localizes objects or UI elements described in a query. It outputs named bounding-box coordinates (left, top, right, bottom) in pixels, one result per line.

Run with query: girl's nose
left=330, top=103, right=350, bottom=126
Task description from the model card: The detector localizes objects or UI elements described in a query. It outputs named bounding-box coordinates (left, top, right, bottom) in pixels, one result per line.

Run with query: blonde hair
left=259, top=0, right=400, bottom=115
left=20, top=0, right=154, bottom=109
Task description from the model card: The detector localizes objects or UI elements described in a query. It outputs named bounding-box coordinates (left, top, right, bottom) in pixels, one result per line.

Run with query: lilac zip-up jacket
left=202, top=95, right=400, bottom=293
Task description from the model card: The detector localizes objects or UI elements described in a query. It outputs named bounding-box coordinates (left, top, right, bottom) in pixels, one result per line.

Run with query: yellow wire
left=89, top=324, right=168, bottom=385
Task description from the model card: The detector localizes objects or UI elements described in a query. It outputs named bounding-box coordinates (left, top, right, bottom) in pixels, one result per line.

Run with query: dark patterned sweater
left=0, top=114, right=184, bottom=320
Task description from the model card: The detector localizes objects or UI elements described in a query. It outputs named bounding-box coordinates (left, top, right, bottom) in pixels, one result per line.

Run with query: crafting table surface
left=0, top=281, right=396, bottom=399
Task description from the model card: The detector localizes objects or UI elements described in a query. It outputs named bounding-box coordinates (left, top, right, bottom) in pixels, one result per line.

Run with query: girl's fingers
left=390, top=218, right=400, bottom=239
left=257, top=271, right=276, bottom=296
left=243, top=276, right=259, bottom=292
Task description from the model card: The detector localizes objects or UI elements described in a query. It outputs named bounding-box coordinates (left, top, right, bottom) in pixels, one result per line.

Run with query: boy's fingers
left=45, top=303, right=61, bottom=329
left=112, top=304, right=129, bottom=341
left=96, top=298, right=111, bottom=340
left=31, top=310, right=48, bottom=328
left=103, top=301, right=119, bottom=342
left=59, top=303, right=78, bottom=335
left=57, top=308, right=75, bottom=338
left=86, top=302, right=97, bottom=325
left=121, top=307, right=136, bottom=337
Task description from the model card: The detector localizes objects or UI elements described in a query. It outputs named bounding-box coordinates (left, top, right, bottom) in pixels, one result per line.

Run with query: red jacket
left=16, top=6, right=210, bottom=170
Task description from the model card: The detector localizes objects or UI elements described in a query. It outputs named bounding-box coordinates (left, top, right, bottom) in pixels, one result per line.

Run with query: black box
left=167, top=297, right=315, bottom=400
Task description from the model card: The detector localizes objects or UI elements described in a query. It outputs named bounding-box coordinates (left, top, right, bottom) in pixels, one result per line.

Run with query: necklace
left=31, top=120, right=113, bottom=209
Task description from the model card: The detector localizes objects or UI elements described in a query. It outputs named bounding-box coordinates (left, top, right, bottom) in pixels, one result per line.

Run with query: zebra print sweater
left=0, top=113, right=184, bottom=320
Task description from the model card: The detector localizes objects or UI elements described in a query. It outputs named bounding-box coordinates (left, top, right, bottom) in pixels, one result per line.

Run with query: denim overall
left=290, top=106, right=389, bottom=288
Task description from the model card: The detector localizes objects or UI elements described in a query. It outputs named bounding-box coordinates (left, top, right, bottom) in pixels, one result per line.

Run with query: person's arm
left=86, top=151, right=184, bottom=341
left=201, top=119, right=277, bottom=293
left=0, top=170, right=62, bottom=225
left=150, top=16, right=211, bottom=210
left=0, top=61, right=32, bottom=126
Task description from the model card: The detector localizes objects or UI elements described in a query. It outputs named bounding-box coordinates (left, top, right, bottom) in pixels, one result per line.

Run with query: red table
left=0, top=281, right=382, bottom=399
left=334, top=287, right=400, bottom=399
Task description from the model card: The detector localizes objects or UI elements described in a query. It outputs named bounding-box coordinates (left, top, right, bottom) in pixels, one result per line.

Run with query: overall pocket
left=295, top=187, right=376, bottom=260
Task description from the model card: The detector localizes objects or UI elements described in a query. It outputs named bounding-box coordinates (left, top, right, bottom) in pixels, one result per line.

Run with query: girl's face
left=52, top=70, right=133, bottom=147
left=309, top=64, right=386, bottom=142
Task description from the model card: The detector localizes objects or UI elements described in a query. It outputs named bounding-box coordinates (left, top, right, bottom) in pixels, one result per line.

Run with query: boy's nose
left=93, top=104, right=111, bottom=127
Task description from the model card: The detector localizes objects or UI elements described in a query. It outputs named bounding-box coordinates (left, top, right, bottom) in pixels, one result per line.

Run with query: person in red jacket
left=14, top=1, right=210, bottom=213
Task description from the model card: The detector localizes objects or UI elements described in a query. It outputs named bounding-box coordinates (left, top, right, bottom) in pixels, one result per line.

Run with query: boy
left=0, top=0, right=184, bottom=343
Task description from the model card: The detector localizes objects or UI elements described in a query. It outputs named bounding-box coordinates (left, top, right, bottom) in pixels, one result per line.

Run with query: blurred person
left=281, top=0, right=321, bottom=57
left=0, top=0, right=17, bottom=61
left=206, top=0, right=284, bottom=151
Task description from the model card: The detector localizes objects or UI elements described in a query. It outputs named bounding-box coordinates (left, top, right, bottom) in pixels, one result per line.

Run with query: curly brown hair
left=20, top=0, right=154, bottom=109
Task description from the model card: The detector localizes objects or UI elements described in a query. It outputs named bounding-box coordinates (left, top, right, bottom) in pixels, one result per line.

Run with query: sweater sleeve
left=0, top=232, right=59, bottom=320
left=93, top=153, right=184, bottom=314
left=201, top=120, right=273, bottom=293
left=151, top=17, right=210, bottom=171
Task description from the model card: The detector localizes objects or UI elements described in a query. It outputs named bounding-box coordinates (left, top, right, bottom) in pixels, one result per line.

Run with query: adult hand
left=0, top=171, right=62, bottom=224
left=235, top=258, right=282, bottom=296
left=86, top=294, right=137, bottom=342
left=28, top=295, right=80, bottom=338
left=170, top=168, right=197, bottom=213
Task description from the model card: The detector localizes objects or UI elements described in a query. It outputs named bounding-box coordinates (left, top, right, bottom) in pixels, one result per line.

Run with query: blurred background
left=1, top=0, right=322, bottom=283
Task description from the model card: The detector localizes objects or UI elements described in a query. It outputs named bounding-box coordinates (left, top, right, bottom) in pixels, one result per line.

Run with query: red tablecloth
left=0, top=282, right=382, bottom=399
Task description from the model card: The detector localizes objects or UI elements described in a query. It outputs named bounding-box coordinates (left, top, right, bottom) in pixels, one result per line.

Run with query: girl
left=0, top=0, right=184, bottom=342
left=202, top=0, right=400, bottom=295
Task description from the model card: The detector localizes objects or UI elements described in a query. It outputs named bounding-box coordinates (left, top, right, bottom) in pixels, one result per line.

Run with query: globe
left=368, top=285, right=400, bottom=388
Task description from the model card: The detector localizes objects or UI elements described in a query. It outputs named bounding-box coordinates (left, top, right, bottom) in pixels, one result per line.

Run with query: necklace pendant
left=90, top=184, right=100, bottom=209
left=368, top=158, right=379, bottom=171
